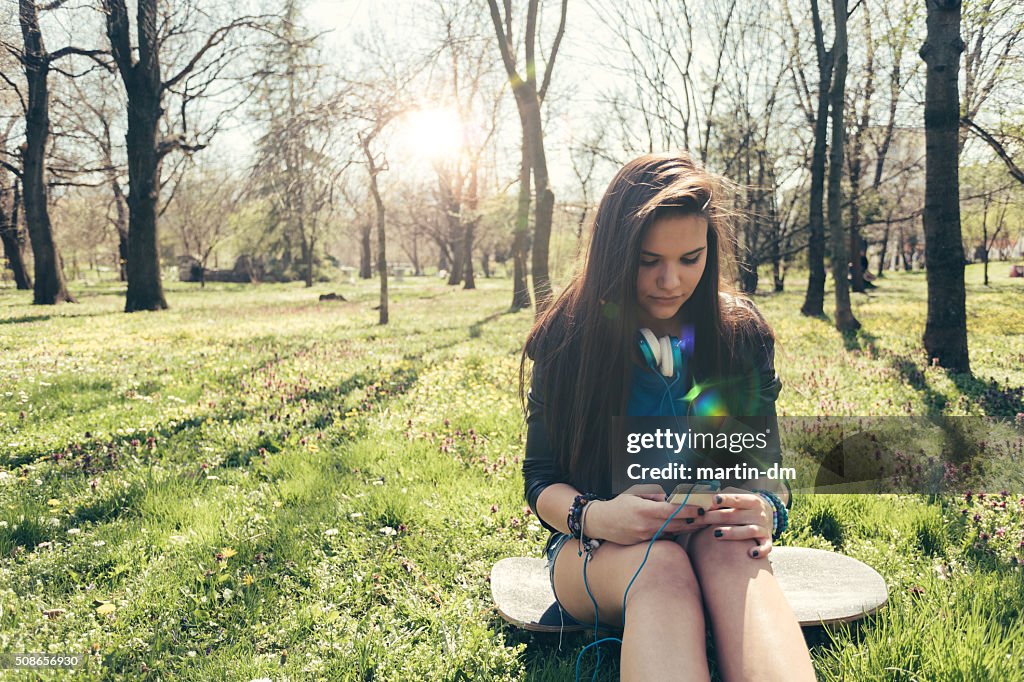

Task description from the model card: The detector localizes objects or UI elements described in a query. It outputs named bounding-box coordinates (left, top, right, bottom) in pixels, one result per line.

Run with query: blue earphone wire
left=574, top=486, right=694, bottom=681
left=574, top=367, right=690, bottom=681
left=573, top=333, right=692, bottom=675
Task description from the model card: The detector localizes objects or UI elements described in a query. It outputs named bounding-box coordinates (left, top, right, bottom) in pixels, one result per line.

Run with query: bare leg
left=552, top=539, right=711, bottom=682
left=685, top=528, right=817, bottom=682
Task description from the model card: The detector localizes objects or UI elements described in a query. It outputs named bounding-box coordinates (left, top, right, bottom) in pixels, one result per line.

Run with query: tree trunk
left=123, top=93, right=167, bottom=310
left=299, top=218, right=313, bottom=287
left=446, top=209, right=463, bottom=286
left=511, top=144, right=532, bottom=310
left=982, top=210, right=988, bottom=286
left=18, top=0, right=74, bottom=305
left=772, top=246, right=784, bottom=292
left=877, top=221, right=890, bottom=278
left=738, top=260, right=759, bottom=294
left=362, top=134, right=388, bottom=325
left=801, top=0, right=832, bottom=317
left=104, top=0, right=168, bottom=311
left=463, top=219, right=477, bottom=290
left=920, top=0, right=969, bottom=372
left=481, top=250, right=491, bottom=278
left=847, top=179, right=866, bottom=292
left=461, top=160, right=479, bottom=290
left=0, top=181, right=32, bottom=290
left=828, top=0, right=859, bottom=331
left=528, top=97, right=554, bottom=314
left=360, top=223, right=372, bottom=278
left=111, top=177, right=129, bottom=281
left=373, top=179, right=387, bottom=324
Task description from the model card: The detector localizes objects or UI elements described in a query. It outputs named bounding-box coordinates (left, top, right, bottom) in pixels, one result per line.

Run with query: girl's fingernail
left=752, top=549, right=759, bottom=558
left=715, top=495, right=722, bottom=504
left=714, top=529, right=723, bottom=538
left=698, top=508, right=705, bottom=516
left=686, top=518, right=694, bottom=524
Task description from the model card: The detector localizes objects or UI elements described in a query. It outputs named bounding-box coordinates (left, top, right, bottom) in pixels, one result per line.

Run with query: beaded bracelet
left=567, top=493, right=600, bottom=540
left=578, top=499, right=601, bottom=556
left=754, top=489, right=789, bottom=541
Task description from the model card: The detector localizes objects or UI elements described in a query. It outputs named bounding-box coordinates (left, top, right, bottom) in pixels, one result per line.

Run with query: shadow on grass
left=946, top=371, right=1024, bottom=417
left=0, top=314, right=53, bottom=325
left=469, top=309, right=518, bottom=339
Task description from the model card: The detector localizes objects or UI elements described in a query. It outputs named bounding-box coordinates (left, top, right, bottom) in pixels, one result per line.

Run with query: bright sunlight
left=394, top=107, right=465, bottom=161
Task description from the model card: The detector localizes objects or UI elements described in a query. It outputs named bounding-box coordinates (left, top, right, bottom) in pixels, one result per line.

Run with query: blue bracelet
left=754, top=489, right=789, bottom=541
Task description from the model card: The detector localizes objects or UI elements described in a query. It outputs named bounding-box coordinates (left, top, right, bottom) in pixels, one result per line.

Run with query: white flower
left=323, top=528, right=339, bottom=537
left=67, top=528, right=81, bottom=535
left=379, top=526, right=397, bottom=536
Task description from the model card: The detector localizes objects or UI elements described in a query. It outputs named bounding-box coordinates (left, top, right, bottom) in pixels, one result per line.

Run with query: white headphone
left=636, top=328, right=682, bottom=378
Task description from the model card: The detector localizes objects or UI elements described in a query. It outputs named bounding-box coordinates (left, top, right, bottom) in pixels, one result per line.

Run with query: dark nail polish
left=714, top=529, right=723, bottom=538
left=752, top=549, right=759, bottom=557
left=686, top=518, right=694, bottom=524
left=715, top=495, right=722, bottom=504
left=698, top=508, right=705, bottom=516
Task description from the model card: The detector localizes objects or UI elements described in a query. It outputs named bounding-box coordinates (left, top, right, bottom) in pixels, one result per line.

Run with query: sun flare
left=396, top=107, right=465, bottom=161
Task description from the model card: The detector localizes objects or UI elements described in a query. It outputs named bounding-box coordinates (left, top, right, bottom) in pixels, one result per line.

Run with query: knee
left=622, top=540, right=700, bottom=606
left=689, top=526, right=758, bottom=568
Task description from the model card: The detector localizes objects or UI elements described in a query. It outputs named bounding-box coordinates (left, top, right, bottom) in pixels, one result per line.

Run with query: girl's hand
left=703, top=487, right=775, bottom=559
left=585, top=492, right=709, bottom=546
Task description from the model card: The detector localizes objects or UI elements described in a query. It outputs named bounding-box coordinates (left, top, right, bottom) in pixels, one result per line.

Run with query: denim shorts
left=545, top=532, right=587, bottom=627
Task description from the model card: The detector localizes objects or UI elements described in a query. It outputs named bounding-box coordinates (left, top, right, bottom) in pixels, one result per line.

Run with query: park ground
left=1, top=264, right=1023, bottom=680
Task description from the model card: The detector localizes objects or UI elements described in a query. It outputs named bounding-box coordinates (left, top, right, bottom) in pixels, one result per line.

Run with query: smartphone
left=666, top=481, right=721, bottom=510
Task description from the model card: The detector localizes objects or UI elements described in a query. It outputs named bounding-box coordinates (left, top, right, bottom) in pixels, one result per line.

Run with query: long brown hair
left=518, top=151, right=771, bottom=495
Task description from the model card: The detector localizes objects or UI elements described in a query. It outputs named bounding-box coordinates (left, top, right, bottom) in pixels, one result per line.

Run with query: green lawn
left=0, top=265, right=1022, bottom=680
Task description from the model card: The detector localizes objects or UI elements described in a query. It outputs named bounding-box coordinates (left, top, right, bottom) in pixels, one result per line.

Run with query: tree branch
left=537, top=0, right=568, bottom=102
left=961, top=116, right=1024, bottom=185
left=162, top=16, right=274, bottom=91
left=0, top=159, right=22, bottom=178
left=47, top=46, right=111, bottom=68
left=485, top=0, right=520, bottom=85
left=0, top=71, right=26, bottom=113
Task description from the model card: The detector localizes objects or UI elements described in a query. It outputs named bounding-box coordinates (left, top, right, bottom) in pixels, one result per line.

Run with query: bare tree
left=920, top=0, right=969, bottom=372
left=486, top=0, right=568, bottom=314
left=11, top=0, right=107, bottom=303
left=249, top=1, right=345, bottom=288
left=827, top=0, right=859, bottom=331
left=346, top=51, right=416, bottom=324
left=788, top=0, right=834, bottom=316
left=0, top=107, right=31, bottom=289
left=101, top=0, right=270, bottom=311
left=429, top=2, right=502, bottom=291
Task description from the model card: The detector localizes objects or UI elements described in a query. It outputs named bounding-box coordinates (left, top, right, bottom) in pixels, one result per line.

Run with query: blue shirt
left=626, top=363, right=693, bottom=416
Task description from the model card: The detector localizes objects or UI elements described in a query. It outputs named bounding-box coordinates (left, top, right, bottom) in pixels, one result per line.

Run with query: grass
left=0, top=264, right=1022, bottom=680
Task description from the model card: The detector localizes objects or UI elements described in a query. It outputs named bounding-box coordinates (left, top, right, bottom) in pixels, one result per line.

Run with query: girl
left=518, top=152, right=816, bottom=681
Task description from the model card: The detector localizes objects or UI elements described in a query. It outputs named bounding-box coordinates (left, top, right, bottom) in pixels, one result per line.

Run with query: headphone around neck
left=636, top=328, right=688, bottom=378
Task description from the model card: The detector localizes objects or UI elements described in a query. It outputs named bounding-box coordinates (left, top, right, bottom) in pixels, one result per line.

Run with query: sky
left=212, top=0, right=659, bottom=197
